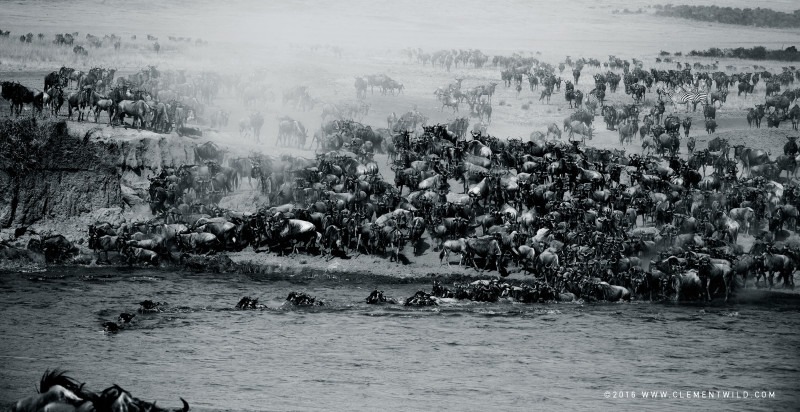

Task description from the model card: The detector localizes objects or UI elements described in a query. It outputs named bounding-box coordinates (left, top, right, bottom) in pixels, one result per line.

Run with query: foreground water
left=1, top=267, right=799, bottom=411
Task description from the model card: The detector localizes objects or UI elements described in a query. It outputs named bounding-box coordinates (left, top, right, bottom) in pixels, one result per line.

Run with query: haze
left=2, top=0, right=799, bottom=67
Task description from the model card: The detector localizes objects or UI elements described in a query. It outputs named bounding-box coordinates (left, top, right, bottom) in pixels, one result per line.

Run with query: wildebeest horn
left=179, top=397, right=189, bottom=412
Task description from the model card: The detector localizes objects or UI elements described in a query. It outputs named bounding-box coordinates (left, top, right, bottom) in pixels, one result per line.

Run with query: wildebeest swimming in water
left=102, top=312, right=134, bottom=332
left=366, top=289, right=398, bottom=304
left=10, top=369, right=190, bottom=412
left=286, top=291, right=322, bottom=306
left=404, top=290, right=438, bottom=306
left=138, top=299, right=167, bottom=313
left=236, top=296, right=266, bottom=309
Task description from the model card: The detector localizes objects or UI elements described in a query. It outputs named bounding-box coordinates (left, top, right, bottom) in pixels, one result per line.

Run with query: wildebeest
left=267, top=219, right=320, bottom=255
left=27, top=234, right=77, bottom=263
left=44, top=71, right=66, bottom=90
left=672, top=270, right=703, bottom=301
left=464, top=236, right=505, bottom=274
left=728, top=207, right=755, bottom=234
left=737, top=81, right=754, bottom=97
left=568, top=121, right=593, bottom=142
left=89, top=234, right=123, bottom=262
left=277, top=117, right=307, bottom=147
left=695, top=257, right=735, bottom=302
left=2, top=81, right=35, bottom=116
left=682, top=117, right=692, bottom=137
left=765, top=96, right=790, bottom=116
left=439, top=238, right=468, bottom=266
left=194, top=141, right=227, bottom=163
left=618, top=120, right=637, bottom=145
left=249, top=112, right=264, bottom=142
left=546, top=123, right=561, bottom=139
left=115, top=100, right=151, bottom=130
left=734, top=145, right=771, bottom=177
left=705, top=119, right=717, bottom=134
left=759, top=252, right=795, bottom=289
left=703, top=104, right=716, bottom=120
left=66, top=89, right=91, bottom=121
left=177, top=232, right=220, bottom=254
left=789, top=104, right=800, bottom=131
left=149, top=102, right=170, bottom=133
left=121, top=245, right=159, bottom=266
left=589, top=282, right=631, bottom=302
left=46, top=86, right=65, bottom=116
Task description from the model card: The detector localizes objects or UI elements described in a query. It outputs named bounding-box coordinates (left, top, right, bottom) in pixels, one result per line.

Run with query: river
left=1, top=267, right=799, bottom=411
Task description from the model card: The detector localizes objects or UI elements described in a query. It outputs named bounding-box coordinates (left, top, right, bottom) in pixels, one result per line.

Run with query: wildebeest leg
left=354, top=234, right=363, bottom=257
left=465, top=251, right=478, bottom=270
left=724, top=273, right=733, bottom=302
left=477, top=253, right=491, bottom=271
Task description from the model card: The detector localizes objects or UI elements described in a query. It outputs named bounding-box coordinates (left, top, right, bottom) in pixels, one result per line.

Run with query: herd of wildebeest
left=5, top=43, right=800, bottom=309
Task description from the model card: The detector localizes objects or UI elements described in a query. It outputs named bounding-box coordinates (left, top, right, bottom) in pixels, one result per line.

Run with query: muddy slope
left=0, top=120, right=198, bottom=227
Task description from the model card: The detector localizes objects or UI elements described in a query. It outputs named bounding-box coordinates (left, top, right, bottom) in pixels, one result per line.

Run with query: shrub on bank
left=655, top=5, right=800, bottom=29
left=0, top=117, right=64, bottom=173
left=687, top=46, right=800, bottom=62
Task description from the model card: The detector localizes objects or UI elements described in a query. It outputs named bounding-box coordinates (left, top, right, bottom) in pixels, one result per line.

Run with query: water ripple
left=0, top=267, right=798, bottom=411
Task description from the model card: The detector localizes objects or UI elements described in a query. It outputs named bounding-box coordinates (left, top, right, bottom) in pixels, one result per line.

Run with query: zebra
left=677, top=85, right=709, bottom=111
left=657, top=87, right=692, bottom=112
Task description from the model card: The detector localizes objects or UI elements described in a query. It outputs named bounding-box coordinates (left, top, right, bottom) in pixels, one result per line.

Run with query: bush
left=687, top=45, right=800, bottom=61
left=0, top=117, right=63, bottom=173
left=521, top=103, right=530, bottom=110
left=656, top=5, right=800, bottom=29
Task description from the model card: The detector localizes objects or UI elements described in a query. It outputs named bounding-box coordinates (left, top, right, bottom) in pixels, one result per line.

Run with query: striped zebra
left=657, top=86, right=692, bottom=112
left=678, top=85, right=709, bottom=111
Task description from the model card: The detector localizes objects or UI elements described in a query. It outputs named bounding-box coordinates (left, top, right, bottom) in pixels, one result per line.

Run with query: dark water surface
left=1, top=267, right=799, bottom=411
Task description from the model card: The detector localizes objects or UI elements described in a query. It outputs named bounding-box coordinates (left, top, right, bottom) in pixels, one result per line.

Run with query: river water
left=1, top=267, right=798, bottom=411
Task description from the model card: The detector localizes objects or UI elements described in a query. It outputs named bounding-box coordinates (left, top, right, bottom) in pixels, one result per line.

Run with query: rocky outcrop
left=0, top=120, right=200, bottom=227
